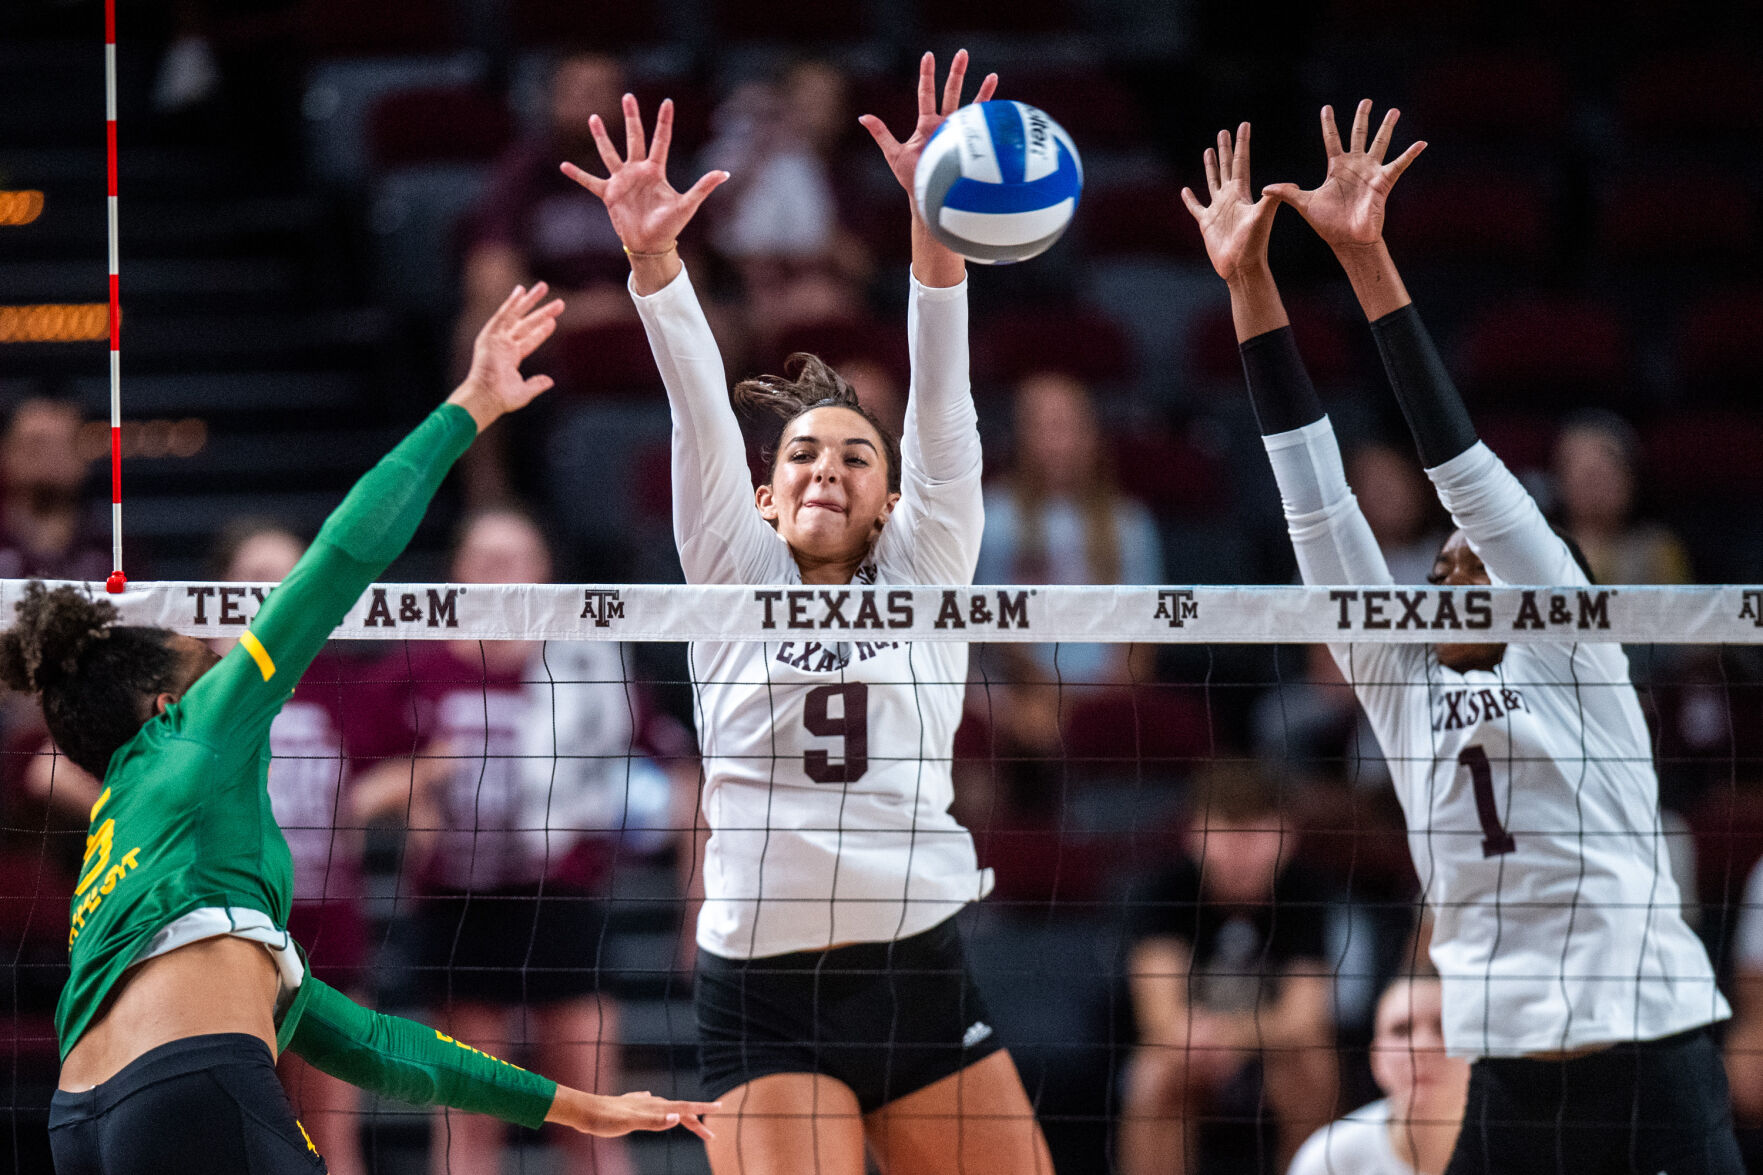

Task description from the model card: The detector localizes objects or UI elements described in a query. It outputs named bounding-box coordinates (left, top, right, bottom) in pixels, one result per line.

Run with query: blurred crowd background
left=3, top=0, right=1763, bottom=1172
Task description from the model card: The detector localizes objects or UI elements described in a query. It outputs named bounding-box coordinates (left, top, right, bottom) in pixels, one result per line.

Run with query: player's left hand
left=859, top=49, right=999, bottom=210
left=448, top=282, right=565, bottom=431
left=1263, top=100, right=1425, bottom=253
left=547, top=1087, right=722, bottom=1143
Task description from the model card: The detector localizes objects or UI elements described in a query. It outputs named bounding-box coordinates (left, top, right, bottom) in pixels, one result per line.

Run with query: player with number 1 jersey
left=1185, top=104, right=1739, bottom=1174
left=563, top=49, right=1050, bottom=1175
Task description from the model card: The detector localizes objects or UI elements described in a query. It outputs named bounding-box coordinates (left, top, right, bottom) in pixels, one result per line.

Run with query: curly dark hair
left=734, top=353, right=902, bottom=495
left=0, top=582, right=186, bottom=779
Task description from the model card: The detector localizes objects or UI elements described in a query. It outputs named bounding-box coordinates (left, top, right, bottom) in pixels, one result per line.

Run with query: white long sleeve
left=871, top=273, right=984, bottom=586
left=1261, top=418, right=1396, bottom=589
left=631, top=265, right=785, bottom=586
left=1426, top=441, right=1585, bottom=587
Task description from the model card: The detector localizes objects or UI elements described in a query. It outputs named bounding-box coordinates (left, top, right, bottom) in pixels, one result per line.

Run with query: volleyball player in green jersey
left=8, top=283, right=718, bottom=1174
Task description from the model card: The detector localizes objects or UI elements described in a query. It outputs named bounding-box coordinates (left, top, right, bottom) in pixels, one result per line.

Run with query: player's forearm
left=1225, top=263, right=1291, bottom=344
left=1333, top=238, right=1412, bottom=323
left=287, top=978, right=557, bottom=1129
left=909, top=206, right=967, bottom=288
left=903, top=271, right=980, bottom=484
left=1369, top=303, right=1479, bottom=469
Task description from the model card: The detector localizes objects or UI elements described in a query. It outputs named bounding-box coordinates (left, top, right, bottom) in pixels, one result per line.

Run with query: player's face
left=1430, top=530, right=1507, bottom=672
left=226, top=530, right=303, bottom=584
left=1369, top=977, right=1468, bottom=1117
left=758, top=406, right=899, bottom=575
left=1188, top=813, right=1286, bottom=905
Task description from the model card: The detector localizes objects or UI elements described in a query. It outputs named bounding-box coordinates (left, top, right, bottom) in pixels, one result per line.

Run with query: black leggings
left=50, top=1033, right=327, bottom=1175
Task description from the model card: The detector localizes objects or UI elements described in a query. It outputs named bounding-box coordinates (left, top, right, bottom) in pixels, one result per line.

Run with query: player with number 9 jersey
left=564, top=49, right=1051, bottom=1175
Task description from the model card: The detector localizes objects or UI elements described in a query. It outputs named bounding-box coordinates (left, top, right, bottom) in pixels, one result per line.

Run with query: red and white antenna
left=103, top=0, right=125, bottom=593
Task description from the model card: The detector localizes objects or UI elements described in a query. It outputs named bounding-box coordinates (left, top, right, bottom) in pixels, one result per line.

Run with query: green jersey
left=55, top=403, right=556, bottom=1129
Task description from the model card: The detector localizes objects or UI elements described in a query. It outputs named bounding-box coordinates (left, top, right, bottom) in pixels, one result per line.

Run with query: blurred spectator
left=1726, top=855, right=1763, bottom=1127
left=455, top=52, right=633, bottom=504
left=1346, top=441, right=1445, bottom=586
left=353, top=507, right=658, bottom=1175
left=699, top=59, right=871, bottom=335
left=1552, top=411, right=1691, bottom=584
left=977, top=372, right=1163, bottom=685
left=1120, top=764, right=1337, bottom=1175
left=0, top=399, right=109, bottom=583
left=1288, top=973, right=1468, bottom=1175
left=841, top=355, right=905, bottom=436
left=209, top=518, right=369, bottom=1175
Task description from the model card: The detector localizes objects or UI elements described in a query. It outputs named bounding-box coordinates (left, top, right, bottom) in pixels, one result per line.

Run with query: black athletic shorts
left=415, top=884, right=609, bottom=1006
left=1444, top=1025, right=1744, bottom=1175
left=695, top=915, right=1004, bottom=1113
left=49, top=1033, right=326, bottom=1174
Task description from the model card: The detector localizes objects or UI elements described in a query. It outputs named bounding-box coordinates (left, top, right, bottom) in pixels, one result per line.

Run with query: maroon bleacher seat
left=1113, top=428, right=1231, bottom=521
left=1080, top=179, right=1204, bottom=259
left=1618, top=50, right=1763, bottom=141
left=1677, top=288, right=1763, bottom=401
left=1386, top=172, right=1551, bottom=263
left=1595, top=173, right=1757, bottom=265
left=1186, top=298, right=1353, bottom=388
left=1060, top=688, right=1213, bottom=768
left=1642, top=410, right=1763, bottom=502
left=1457, top=297, right=1629, bottom=408
left=708, top=0, right=870, bottom=41
left=367, top=85, right=514, bottom=170
left=972, top=306, right=1136, bottom=389
left=299, top=0, right=461, bottom=54
left=554, top=320, right=663, bottom=396
left=1409, top=52, right=1569, bottom=140
left=508, top=0, right=665, bottom=48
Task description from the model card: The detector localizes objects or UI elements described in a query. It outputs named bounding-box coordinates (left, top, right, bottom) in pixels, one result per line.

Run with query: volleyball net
left=5, top=578, right=1762, bottom=1173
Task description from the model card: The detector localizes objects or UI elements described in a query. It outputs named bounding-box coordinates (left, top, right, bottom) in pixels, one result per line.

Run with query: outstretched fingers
left=916, top=51, right=937, bottom=117
left=974, top=71, right=999, bottom=104
left=940, top=48, right=970, bottom=115
left=1202, top=146, right=1221, bottom=194
left=1320, top=104, right=1343, bottom=157
left=622, top=92, right=647, bottom=162
left=679, top=168, right=730, bottom=216
left=1180, top=186, right=1207, bottom=221
left=649, top=98, right=675, bottom=172
left=1386, top=137, right=1427, bottom=181
left=1233, top=121, right=1252, bottom=187
left=1217, top=128, right=1234, bottom=184
left=1349, top=98, right=1372, bottom=153
left=559, top=160, right=605, bottom=197
left=1368, top=105, right=1399, bottom=162
left=857, top=113, right=901, bottom=159
left=587, top=113, right=623, bottom=173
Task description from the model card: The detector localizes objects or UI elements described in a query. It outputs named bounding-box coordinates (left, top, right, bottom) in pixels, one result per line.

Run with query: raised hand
left=1182, top=122, right=1279, bottom=284
left=1263, top=100, right=1425, bottom=252
left=448, top=282, right=565, bottom=431
left=859, top=49, right=999, bottom=206
left=560, top=95, right=728, bottom=254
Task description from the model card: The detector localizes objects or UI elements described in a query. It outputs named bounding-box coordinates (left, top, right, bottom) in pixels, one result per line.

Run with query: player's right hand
left=447, top=281, right=565, bottom=431
left=560, top=95, right=728, bottom=256
left=1181, top=121, right=1279, bottom=284
left=547, top=1086, right=722, bottom=1143
left=1262, top=100, right=1425, bottom=254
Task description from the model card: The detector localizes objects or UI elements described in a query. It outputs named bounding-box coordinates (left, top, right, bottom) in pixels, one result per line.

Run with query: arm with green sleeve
left=179, top=404, right=476, bottom=741
left=179, top=283, right=565, bottom=744
left=284, top=977, right=556, bottom=1128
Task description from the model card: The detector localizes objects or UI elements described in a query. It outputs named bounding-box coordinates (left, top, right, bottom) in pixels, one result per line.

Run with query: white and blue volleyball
left=914, top=100, right=1083, bottom=265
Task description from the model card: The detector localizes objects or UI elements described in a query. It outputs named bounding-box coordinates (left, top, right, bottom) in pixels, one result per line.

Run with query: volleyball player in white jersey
left=1183, top=106, right=1741, bottom=1173
left=561, top=52, right=1052, bottom=1175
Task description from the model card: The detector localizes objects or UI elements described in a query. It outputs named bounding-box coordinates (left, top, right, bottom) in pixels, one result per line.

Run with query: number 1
left=1459, top=744, right=1516, bottom=857
left=803, top=683, right=869, bottom=783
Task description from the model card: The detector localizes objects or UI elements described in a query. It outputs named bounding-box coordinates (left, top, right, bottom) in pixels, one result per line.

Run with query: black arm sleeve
left=1239, top=327, right=1325, bottom=437
left=1368, top=304, right=1478, bottom=468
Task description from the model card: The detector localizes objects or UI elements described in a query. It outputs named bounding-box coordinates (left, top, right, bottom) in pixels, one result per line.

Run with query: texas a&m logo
left=362, top=587, right=461, bottom=629
left=581, top=589, right=624, bottom=627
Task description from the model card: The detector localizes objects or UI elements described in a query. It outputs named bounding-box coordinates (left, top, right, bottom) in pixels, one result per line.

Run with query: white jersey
left=1288, top=1099, right=1413, bottom=1175
left=632, top=266, right=992, bottom=959
left=1264, top=421, right=1727, bottom=1057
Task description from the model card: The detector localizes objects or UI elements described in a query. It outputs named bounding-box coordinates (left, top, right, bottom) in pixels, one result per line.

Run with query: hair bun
left=0, top=582, right=117, bottom=694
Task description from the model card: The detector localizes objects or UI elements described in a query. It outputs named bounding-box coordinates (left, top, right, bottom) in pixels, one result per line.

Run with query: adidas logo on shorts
left=963, top=1021, right=994, bottom=1049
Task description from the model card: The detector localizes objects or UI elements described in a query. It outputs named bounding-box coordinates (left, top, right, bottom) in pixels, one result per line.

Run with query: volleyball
left=913, top=99, right=1084, bottom=265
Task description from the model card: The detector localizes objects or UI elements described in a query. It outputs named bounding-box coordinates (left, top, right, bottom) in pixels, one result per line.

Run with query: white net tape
left=35, top=579, right=1763, bottom=643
